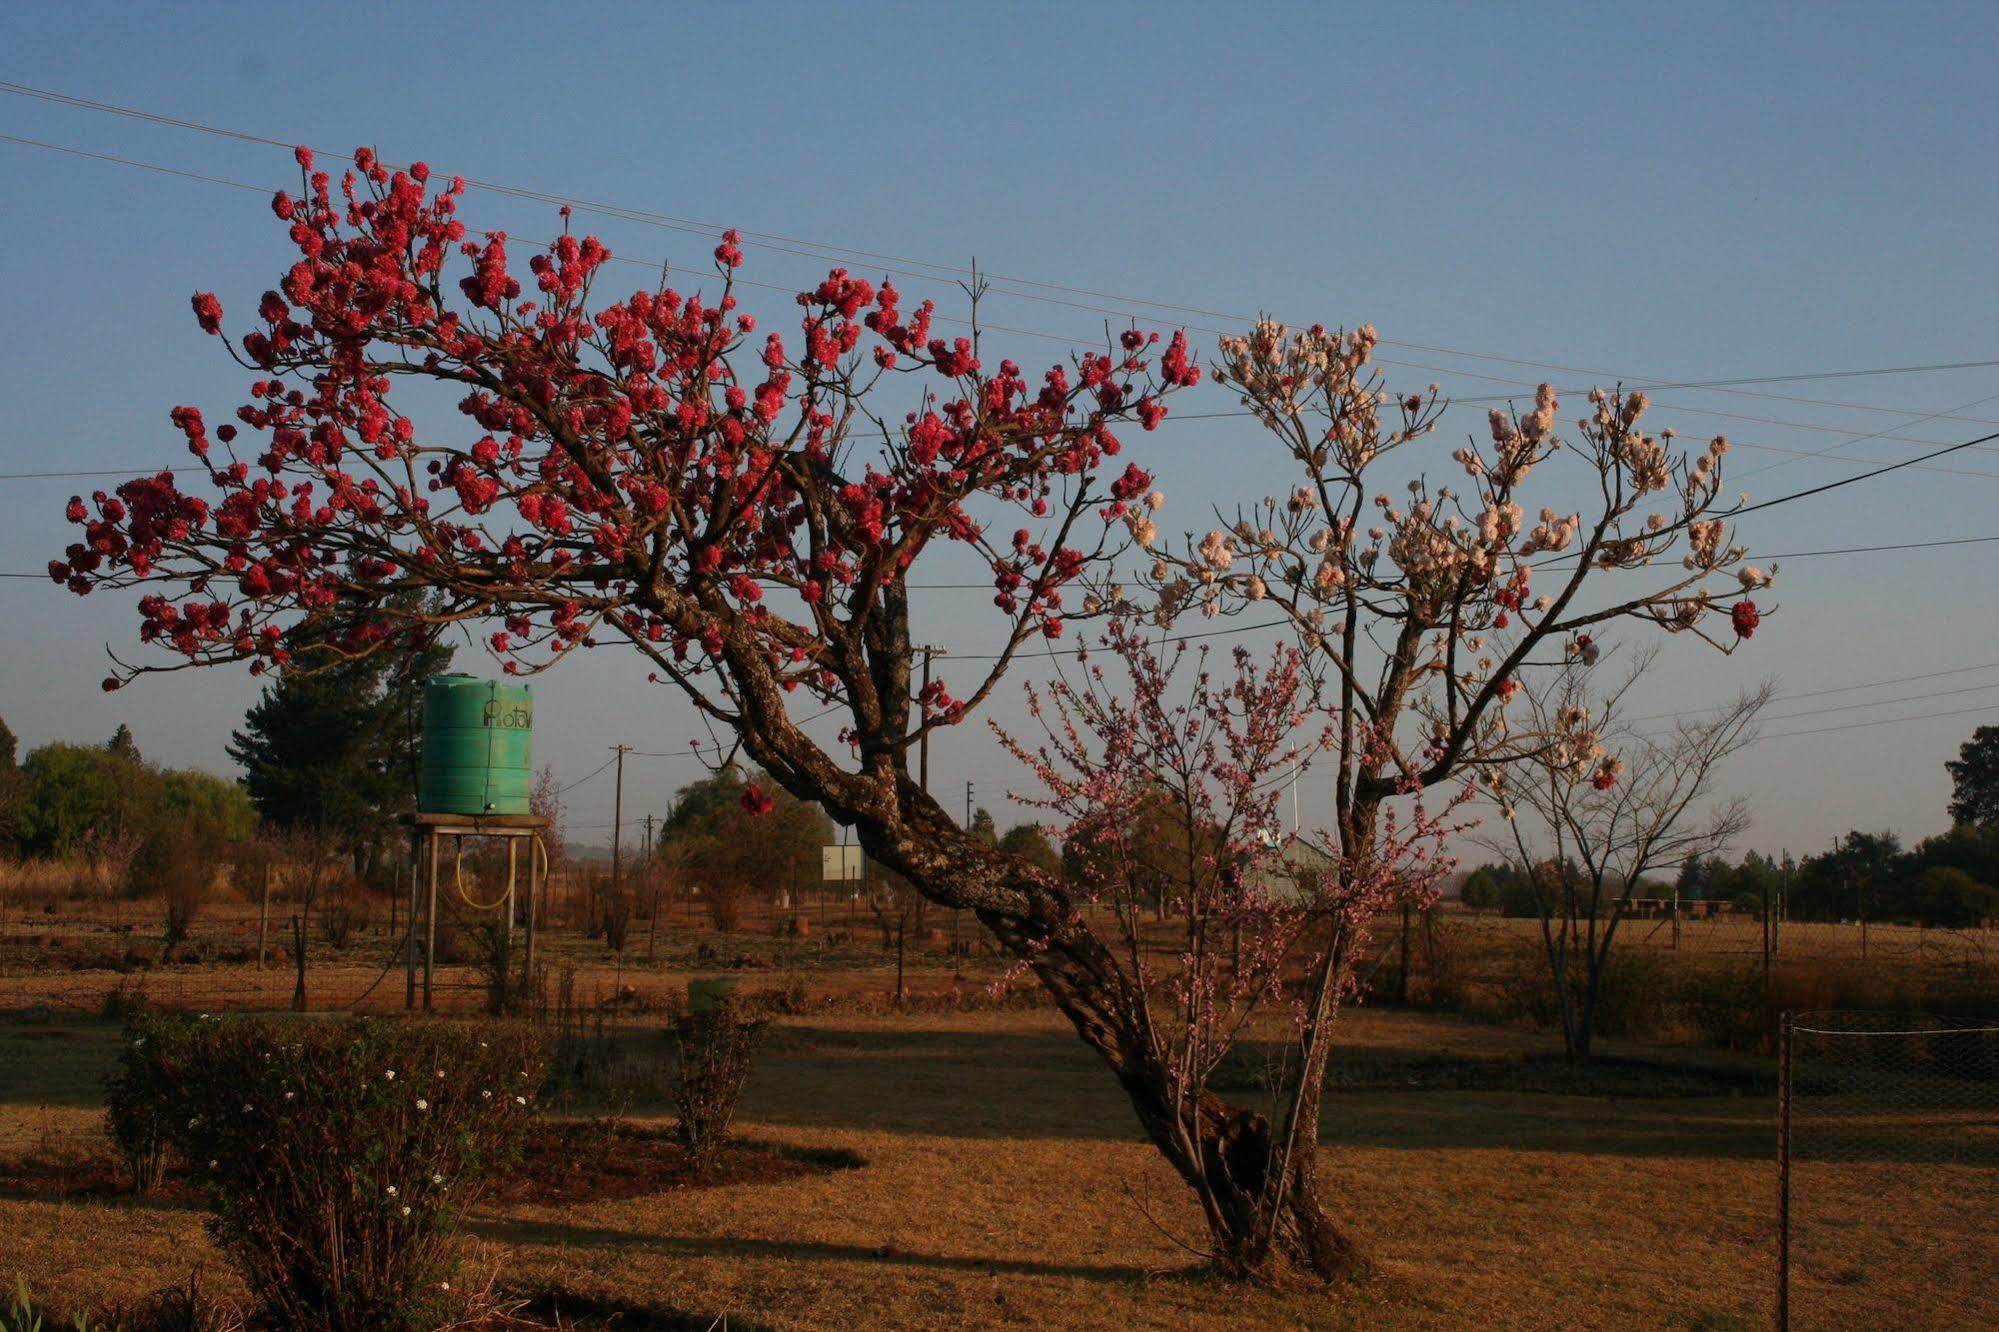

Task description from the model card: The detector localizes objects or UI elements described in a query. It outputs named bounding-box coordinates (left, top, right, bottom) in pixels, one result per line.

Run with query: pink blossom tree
left=1098, top=320, right=1773, bottom=1268
left=999, top=618, right=1458, bottom=1275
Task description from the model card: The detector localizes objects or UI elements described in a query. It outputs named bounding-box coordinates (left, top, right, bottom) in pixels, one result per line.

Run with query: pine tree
left=226, top=614, right=452, bottom=857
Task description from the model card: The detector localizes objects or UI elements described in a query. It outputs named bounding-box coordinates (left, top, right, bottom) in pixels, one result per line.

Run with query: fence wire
left=1781, top=1010, right=1999, bottom=1330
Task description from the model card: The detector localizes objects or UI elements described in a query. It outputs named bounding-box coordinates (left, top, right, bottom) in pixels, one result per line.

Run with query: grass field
left=2, top=874, right=1995, bottom=1327
left=3, top=1001, right=1992, bottom=1330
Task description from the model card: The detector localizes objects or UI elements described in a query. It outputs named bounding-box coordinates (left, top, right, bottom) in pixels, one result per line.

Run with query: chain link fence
left=1779, top=1010, right=1999, bottom=1330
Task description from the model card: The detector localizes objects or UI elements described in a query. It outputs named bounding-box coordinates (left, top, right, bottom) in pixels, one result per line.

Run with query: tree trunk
left=734, top=726, right=1375, bottom=1284
left=975, top=895, right=1369, bottom=1283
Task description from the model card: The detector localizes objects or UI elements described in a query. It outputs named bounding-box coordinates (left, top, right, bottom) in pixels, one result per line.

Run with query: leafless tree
left=1485, top=649, right=1772, bottom=1060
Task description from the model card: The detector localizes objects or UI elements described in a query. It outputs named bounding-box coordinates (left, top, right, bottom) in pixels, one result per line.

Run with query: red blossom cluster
left=51, top=146, right=1201, bottom=710
left=1731, top=600, right=1760, bottom=638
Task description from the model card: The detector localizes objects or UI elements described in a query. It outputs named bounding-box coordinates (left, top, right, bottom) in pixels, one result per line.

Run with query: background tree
left=1946, top=725, right=1999, bottom=828
left=1458, top=868, right=1499, bottom=913
left=54, top=153, right=1764, bottom=1282
left=658, top=766, right=833, bottom=929
left=997, top=822, right=1061, bottom=877
left=1482, top=652, right=1769, bottom=1062
left=528, top=762, right=568, bottom=891
left=1913, top=865, right=1999, bottom=929
left=0, top=717, right=21, bottom=849
left=1791, top=830, right=1903, bottom=922
left=226, top=611, right=453, bottom=869
left=1721, top=850, right=1783, bottom=916
left=1674, top=854, right=1728, bottom=903
left=14, top=740, right=160, bottom=860
left=106, top=724, right=142, bottom=763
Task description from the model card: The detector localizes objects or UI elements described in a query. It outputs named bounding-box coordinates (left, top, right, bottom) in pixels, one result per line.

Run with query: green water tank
left=418, top=675, right=534, bottom=816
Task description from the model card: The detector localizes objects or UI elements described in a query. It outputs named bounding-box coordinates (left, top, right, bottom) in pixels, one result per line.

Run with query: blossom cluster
left=53, top=146, right=1202, bottom=724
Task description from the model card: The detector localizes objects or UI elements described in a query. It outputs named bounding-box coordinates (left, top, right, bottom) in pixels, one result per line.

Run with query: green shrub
left=1680, top=962, right=1775, bottom=1053
left=136, top=1014, right=546, bottom=1331
left=103, top=1008, right=182, bottom=1194
left=128, top=826, right=211, bottom=954
left=671, top=996, right=769, bottom=1158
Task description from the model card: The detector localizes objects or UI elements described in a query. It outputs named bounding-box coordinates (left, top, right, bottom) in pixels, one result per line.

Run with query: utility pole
left=641, top=813, right=658, bottom=961
left=916, top=645, right=944, bottom=942
left=609, top=744, right=631, bottom=934
left=916, top=647, right=944, bottom=793
left=960, top=778, right=975, bottom=953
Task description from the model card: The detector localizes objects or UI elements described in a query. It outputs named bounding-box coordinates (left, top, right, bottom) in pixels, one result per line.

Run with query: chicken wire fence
left=1778, top=1011, right=1999, bottom=1331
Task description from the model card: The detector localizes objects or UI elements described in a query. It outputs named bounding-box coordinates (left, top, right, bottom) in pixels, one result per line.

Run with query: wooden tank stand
left=400, top=812, right=552, bottom=1012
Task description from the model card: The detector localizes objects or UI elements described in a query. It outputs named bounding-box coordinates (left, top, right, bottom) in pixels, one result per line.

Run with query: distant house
left=1244, top=832, right=1339, bottom=907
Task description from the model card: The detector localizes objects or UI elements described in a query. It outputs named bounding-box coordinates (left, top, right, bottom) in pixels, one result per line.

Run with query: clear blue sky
left=1, top=1, right=1995, bottom=859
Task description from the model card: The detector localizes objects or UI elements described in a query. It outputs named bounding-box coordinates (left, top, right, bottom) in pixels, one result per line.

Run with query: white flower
left=415, top=1099, right=429, bottom=1112
left=515, top=1095, right=527, bottom=1106
left=400, top=1205, right=411, bottom=1217
left=481, top=1090, right=492, bottom=1100
left=431, top=1173, right=444, bottom=1185
left=242, top=1103, right=252, bottom=1113
left=284, top=1091, right=294, bottom=1101
left=435, top=1070, right=444, bottom=1079
left=385, top=1070, right=396, bottom=1081
left=386, top=1185, right=398, bottom=1197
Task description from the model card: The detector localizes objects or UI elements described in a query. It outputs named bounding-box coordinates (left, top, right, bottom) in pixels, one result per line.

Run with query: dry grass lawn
left=0, top=1004, right=1991, bottom=1329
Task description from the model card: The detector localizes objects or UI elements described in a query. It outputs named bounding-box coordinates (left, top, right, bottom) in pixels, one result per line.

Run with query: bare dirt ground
left=3, top=1003, right=1992, bottom=1330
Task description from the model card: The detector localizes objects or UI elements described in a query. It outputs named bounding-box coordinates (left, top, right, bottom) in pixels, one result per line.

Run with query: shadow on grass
left=502, top=1284, right=774, bottom=1331
left=10, top=1015, right=1980, bottom=1167
left=473, top=1217, right=1158, bottom=1283
left=747, top=1023, right=1795, bottom=1160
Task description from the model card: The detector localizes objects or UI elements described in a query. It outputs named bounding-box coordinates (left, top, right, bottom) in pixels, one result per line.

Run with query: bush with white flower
left=128, top=1014, right=547, bottom=1331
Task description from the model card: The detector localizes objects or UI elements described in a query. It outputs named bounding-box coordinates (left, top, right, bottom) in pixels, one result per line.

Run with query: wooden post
left=1777, top=1010, right=1793, bottom=1332
left=524, top=834, right=539, bottom=998
left=406, top=829, right=422, bottom=1010
left=290, top=912, right=307, bottom=1012
left=1397, top=900, right=1412, bottom=1003
left=423, top=831, right=440, bottom=1011
left=256, top=858, right=271, bottom=971
left=504, top=838, right=517, bottom=947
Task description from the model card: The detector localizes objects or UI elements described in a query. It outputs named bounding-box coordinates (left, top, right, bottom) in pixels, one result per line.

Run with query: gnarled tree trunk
left=857, top=791, right=1369, bottom=1282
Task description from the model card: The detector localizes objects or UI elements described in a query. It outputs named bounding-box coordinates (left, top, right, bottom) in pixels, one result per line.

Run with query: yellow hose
left=453, top=835, right=515, bottom=911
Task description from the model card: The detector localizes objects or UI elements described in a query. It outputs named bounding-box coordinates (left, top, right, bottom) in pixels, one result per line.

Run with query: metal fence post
left=1777, top=1009, right=1792, bottom=1332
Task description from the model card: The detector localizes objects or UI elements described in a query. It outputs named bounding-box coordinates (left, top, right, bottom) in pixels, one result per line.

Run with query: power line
left=1734, top=388, right=1999, bottom=481
left=9, top=123, right=1999, bottom=499
left=5, top=81, right=1998, bottom=433
left=1735, top=430, right=1999, bottom=516
left=553, top=755, right=614, bottom=794
left=8, top=528, right=1999, bottom=588
left=1756, top=680, right=1999, bottom=726
left=16, top=414, right=1999, bottom=490
left=1759, top=701, right=1999, bottom=742
left=1758, top=533, right=1999, bottom=559
left=1623, top=659, right=1999, bottom=725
